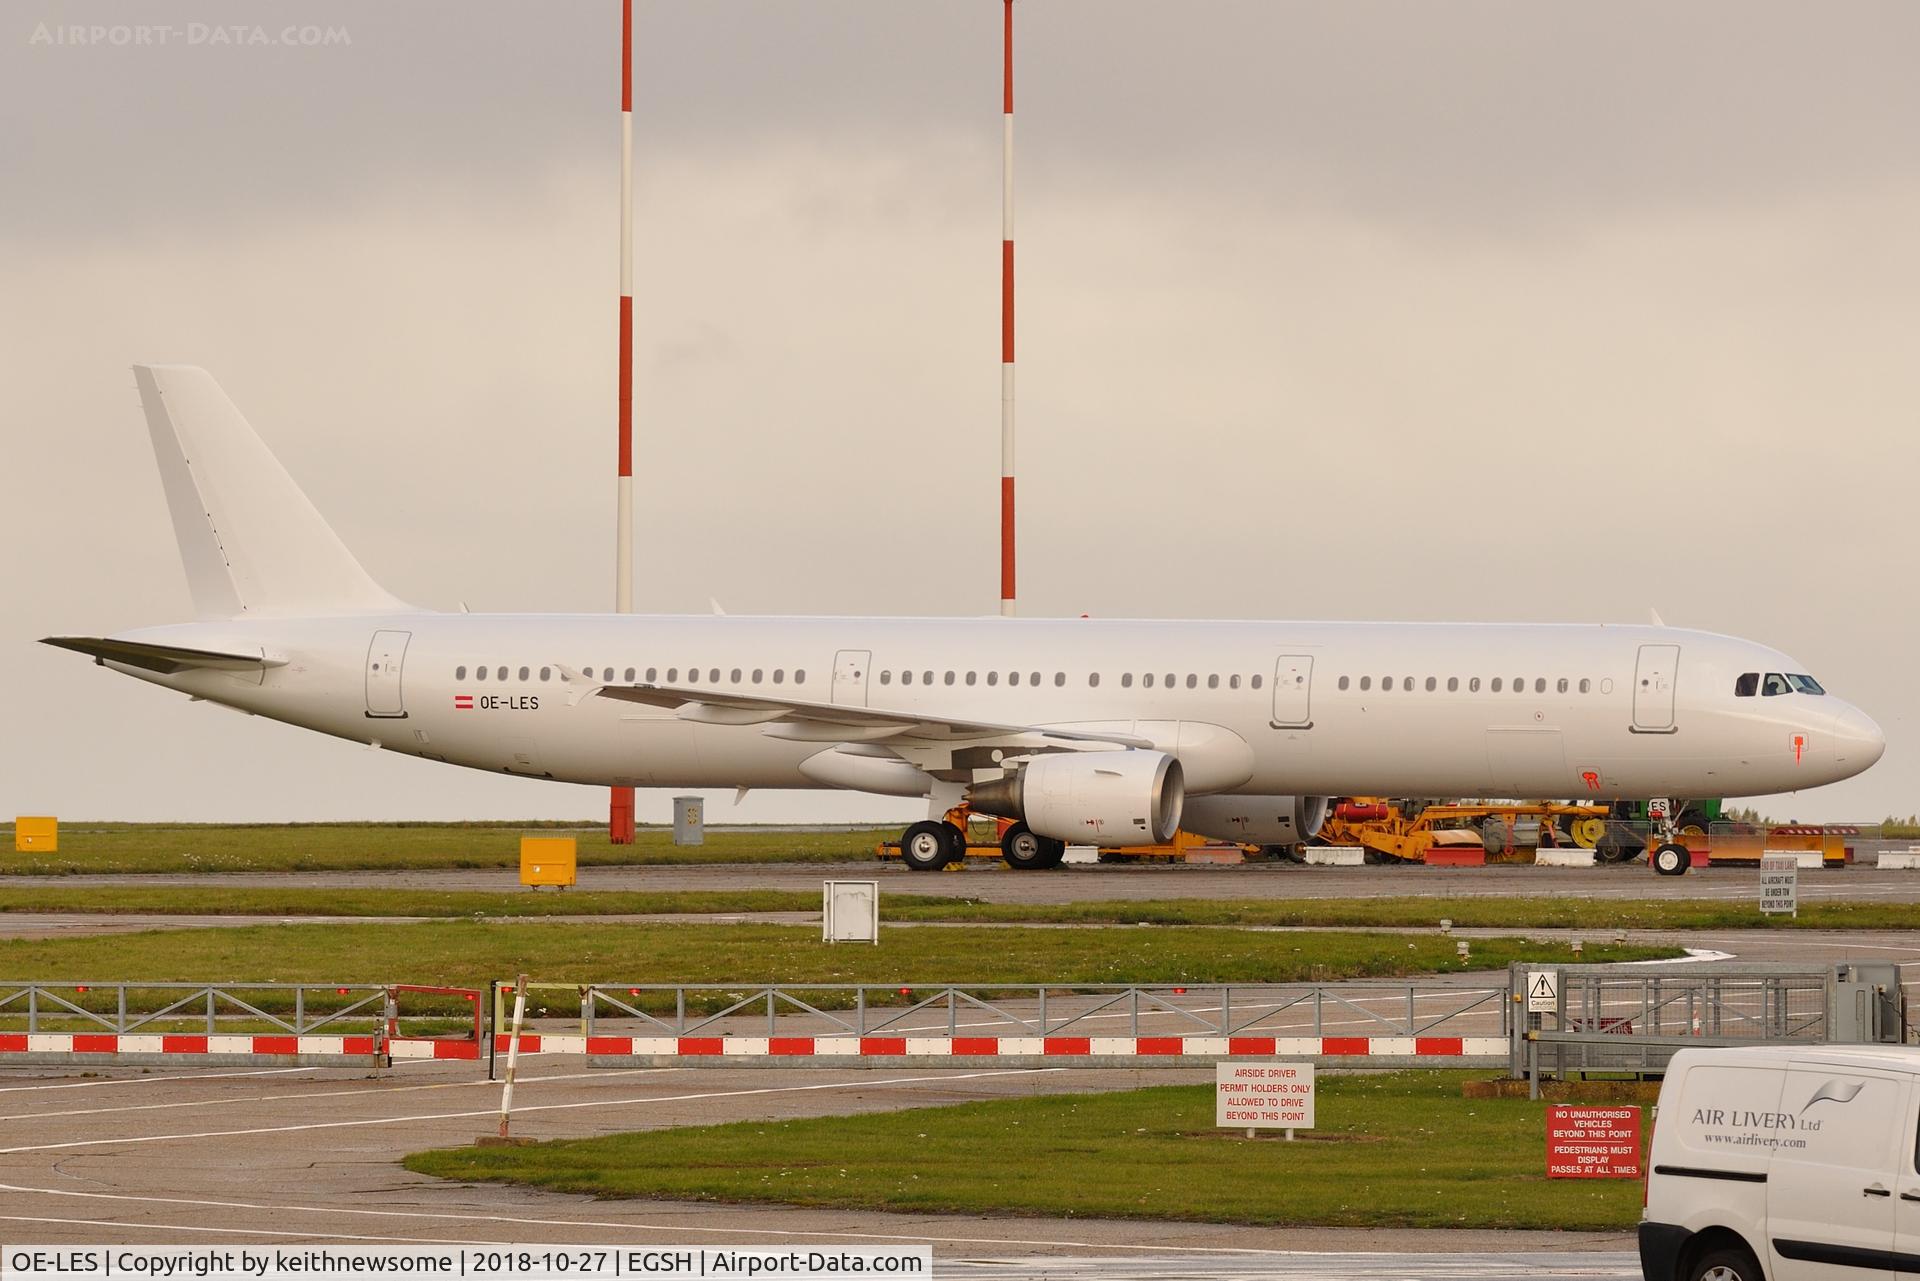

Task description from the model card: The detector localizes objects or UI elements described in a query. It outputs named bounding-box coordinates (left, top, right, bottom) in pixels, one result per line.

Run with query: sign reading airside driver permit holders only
left=1217, top=1061, right=1315, bottom=1136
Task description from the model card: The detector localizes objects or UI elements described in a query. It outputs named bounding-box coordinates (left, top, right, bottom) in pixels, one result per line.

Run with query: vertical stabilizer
left=133, top=365, right=407, bottom=618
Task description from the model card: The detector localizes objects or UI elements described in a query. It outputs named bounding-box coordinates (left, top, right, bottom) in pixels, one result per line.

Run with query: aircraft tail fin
left=133, top=365, right=407, bottom=618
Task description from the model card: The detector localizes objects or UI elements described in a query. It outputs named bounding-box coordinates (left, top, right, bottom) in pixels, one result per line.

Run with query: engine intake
left=969, top=751, right=1184, bottom=847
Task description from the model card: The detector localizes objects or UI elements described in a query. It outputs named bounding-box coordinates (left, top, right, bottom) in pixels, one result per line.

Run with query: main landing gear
left=999, top=821, right=1066, bottom=871
left=896, top=809, right=1067, bottom=871
left=899, top=819, right=966, bottom=871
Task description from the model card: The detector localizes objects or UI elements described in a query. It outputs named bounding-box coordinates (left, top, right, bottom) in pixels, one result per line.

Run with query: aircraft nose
left=1832, top=703, right=1886, bottom=772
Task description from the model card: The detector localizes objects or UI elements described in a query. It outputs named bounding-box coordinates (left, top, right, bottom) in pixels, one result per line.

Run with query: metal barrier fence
left=1510, top=961, right=1909, bottom=1083
left=0, top=982, right=482, bottom=1063
left=483, top=980, right=1515, bottom=1070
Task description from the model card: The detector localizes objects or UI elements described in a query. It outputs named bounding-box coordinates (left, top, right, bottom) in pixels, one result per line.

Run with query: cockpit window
left=1735, top=673, right=1758, bottom=698
left=1787, top=674, right=1826, bottom=695
left=1762, top=673, right=1791, bottom=696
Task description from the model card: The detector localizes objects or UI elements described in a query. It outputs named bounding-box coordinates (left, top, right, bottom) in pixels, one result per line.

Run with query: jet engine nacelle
left=969, top=750, right=1184, bottom=847
left=1180, top=794, right=1329, bottom=845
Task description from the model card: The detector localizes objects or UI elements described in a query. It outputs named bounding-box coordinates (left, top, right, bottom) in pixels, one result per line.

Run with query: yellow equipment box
left=519, top=835, right=576, bottom=888
left=14, top=816, right=57, bottom=853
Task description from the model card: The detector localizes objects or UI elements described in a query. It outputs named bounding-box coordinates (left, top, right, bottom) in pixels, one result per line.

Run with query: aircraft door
left=1632, top=644, right=1679, bottom=732
left=1271, top=655, right=1313, bottom=727
left=365, top=630, right=411, bottom=719
left=831, top=649, right=872, bottom=707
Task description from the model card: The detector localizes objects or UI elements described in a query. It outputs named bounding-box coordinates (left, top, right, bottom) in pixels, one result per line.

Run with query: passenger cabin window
left=1143, top=673, right=1155, bottom=689
left=1338, top=676, right=1350, bottom=690
left=1535, top=678, right=1547, bottom=694
left=455, top=666, right=467, bottom=680
left=1382, top=677, right=1393, bottom=691
left=1447, top=677, right=1459, bottom=692
left=901, top=671, right=913, bottom=685
left=773, top=670, right=784, bottom=684
left=646, top=667, right=658, bottom=682
left=966, top=671, right=978, bottom=685
left=1425, top=677, right=1437, bottom=692
left=1557, top=678, right=1568, bottom=693
left=987, top=671, right=999, bottom=686
left=1053, top=673, right=1064, bottom=687
left=1250, top=674, right=1263, bottom=690
left=880, top=671, right=892, bottom=685
left=1579, top=678, right=1591, bottom=693
left=1089, top=673, right=1100, bottom=688
left=1121, top=673, right=1132, bottom=688
left=1009, top=671, right=1020, bottom=687
left=625, top=667, right=636, bottom=682
left=794, top=670, right=806, bottom=684
left=1186, top=674, right=1198, bottom=689
left=1470, top=677, right=1481, bottom=692
left=1491, top=678, right=1502, bottom=692
left=1208, top=674, right=1219, bottom=689
left=751, top=669, right=761, bottom=683
left=1359, top=676, right=1371, bottom=691
left=948, top=672, right=958, bottom=686
left=667, top=668, right=679, bottom=682
left=1229, top=675, right=1241, bottom=690
left=1763, top=673, right=1791, bottom=696
left=539, top=667, right=552, bottom=681
left=517, top=666, right=530, bottom=681
left=731, top=668, right=742, bottom=683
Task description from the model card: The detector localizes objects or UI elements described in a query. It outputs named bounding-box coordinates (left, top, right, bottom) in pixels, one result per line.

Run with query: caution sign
left=1546, top=1105, right=1643, bottom=1178
left=1526, top=970, right=1560, bottom=1013
left=1216, top=1061, right=1315, bottom=1131
left=1760, top=854, right=1799, bottom=917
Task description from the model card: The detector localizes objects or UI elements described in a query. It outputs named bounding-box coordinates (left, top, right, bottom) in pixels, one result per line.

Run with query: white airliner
left=46, top=367, right=1884, bottom=871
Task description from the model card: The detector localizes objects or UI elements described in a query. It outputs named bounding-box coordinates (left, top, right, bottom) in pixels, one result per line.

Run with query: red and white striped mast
left=999, top=0, right=1017, bottom=617
left=609, top=0, right=637, bottom=843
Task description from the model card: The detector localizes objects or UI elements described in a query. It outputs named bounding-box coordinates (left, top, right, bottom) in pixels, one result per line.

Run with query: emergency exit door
left=1632, top=644, right=1679, bottom=732
left=365, top=630, right=411, bottom=719
left=831, top=649, right=872, bottom=707
left=1271, top=655, right=1313, bottom=727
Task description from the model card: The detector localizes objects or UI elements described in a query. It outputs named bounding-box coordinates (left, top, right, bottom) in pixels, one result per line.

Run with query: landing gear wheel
left=901, top=821, right=960, bottom=871
left=1687, top=1247, right=1763, bottom=1281
left=1653, top=842, right=1692, bottom=876
left=1675, top=809, right=1711, bottom=841
left=1000, top=821, right=1065, bottom=870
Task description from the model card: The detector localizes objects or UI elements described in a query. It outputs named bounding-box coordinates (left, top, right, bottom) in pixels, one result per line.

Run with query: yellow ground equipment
left=519, top=835, right=577, bottom=888
left=876, top=809, right=1257, bottom=867
left=13, top=817, right=57, bottom=853
left=1313, top=798, right=1610, bottom=864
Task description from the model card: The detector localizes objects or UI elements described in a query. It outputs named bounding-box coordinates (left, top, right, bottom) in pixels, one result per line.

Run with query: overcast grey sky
left=3, top=1, right=1915, bottom=825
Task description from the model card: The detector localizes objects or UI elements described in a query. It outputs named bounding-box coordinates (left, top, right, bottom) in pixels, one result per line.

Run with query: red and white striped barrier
left=0, top=1032, right=379, bottom=1057
left=492, top=1033, right=1508, bottom=1060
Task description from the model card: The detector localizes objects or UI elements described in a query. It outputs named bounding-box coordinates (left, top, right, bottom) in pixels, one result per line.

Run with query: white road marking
left=0, top=1065, right=319, bottom=1094
left=0, top=1065, right=683, bottom=1122
left=0, top=1183, right=1339, bottom=1256
left=0, top=1214, right=485, bottom=1247
left=0, top=1068, right=1059, bottom=1154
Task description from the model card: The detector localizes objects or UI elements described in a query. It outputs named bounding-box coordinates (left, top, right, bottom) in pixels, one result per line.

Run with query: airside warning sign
left=1526, top=970, right=1560, bottom=1013
left=1216, top=1061, right=1315, bottom=1130
left=1546, top=1105, right=1643, bottom=1178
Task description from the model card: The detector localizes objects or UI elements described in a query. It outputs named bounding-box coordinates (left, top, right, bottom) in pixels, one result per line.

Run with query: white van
left=1642, top=1044, right=1920, bottom=1281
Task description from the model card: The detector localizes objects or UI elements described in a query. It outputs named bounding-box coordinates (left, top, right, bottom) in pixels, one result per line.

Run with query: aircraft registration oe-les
left=45, top=367, right=1885, bottom=873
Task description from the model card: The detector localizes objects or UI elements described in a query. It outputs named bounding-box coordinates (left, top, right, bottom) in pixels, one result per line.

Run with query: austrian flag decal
left=454, top=695, right=473, bottom=710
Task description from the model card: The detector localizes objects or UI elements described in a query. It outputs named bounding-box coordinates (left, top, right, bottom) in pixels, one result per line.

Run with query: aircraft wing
left=40, top=636, right=285, bottom=675
left=593, top=682, right=1152, bottom=748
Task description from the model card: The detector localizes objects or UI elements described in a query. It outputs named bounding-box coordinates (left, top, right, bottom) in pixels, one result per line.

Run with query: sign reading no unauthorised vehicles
left=1546, top=1105, right=1643, bottom=1178
left=1760, top=853, right=1799, bottom=917
left=1216, top=1060, right=1315, bottom=1135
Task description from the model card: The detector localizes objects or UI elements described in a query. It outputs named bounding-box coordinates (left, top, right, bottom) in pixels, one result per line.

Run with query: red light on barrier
left=1173, top=987, right=1187, bottom=995
left=629, top=988, right=640, bottom=996
left=898, top=987, right=912, bottom=997
left=336, top=987, right=349, bottom=995
left=75, top=985, right=88, bottom=993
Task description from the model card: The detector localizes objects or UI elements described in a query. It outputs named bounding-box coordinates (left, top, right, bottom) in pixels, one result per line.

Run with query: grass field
left=405, top=1070, right=1640, bottom=1230
left=0, top=920, right=1674, bottom=995
left=0, top=822, right=894, bottom=875
left=1, top=884, right=1911, bottom=932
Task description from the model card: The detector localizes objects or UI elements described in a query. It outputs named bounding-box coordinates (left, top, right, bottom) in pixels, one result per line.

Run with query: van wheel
left=1689, top=1246, right=1763, bottom=1281
left=1653, top=842, right=1692, bottom=876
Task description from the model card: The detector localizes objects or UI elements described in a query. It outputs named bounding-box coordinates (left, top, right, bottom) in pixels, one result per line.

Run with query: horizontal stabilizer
left=40, top=636, right=284, bottom=675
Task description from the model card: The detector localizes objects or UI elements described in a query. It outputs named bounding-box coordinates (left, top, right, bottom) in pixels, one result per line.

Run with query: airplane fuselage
left=103, top=613, right=1882, bottom=802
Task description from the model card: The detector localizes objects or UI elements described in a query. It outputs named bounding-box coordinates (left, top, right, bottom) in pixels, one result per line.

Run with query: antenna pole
left=999, top=0, right=1017, bottom=617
